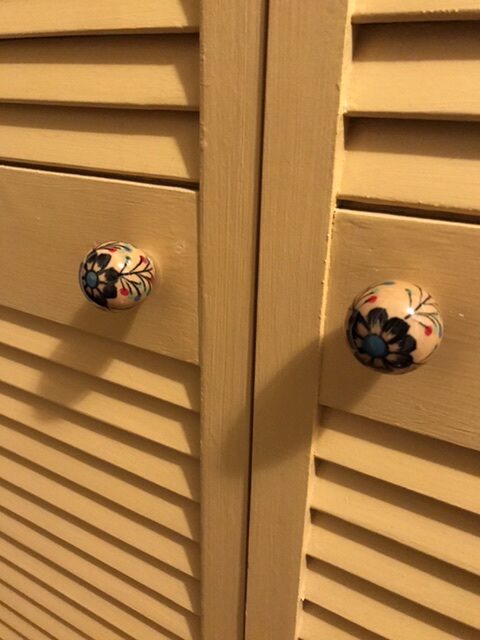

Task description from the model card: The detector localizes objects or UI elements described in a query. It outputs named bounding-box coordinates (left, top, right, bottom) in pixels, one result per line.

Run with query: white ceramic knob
left=79, top=241, right=155, bottom=311
left=346, top=280, right=443, bottom=374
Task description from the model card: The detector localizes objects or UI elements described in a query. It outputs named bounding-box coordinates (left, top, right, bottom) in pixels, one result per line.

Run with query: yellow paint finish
left=348, top=23, right=480, bottom=119
left=312, top=463, right=479, bottom=576
left=0, top=306, right=200, bottom=410
left=245, top=2, right=349, bottom=639
left=321, top=210, right=480, bottom=450
left=199, top=0, right=266, bottom=637
left=0, top=602, right=54, bottom=640
left=305, top=559, right=477, bottom=640
left=353, top=0, right=480, bottom=22
left=315, top=409, right=480, bottom=514
left=300, top=601, right=386, bottom=640
left=0, top=0, right=199, bottom=37
left=341, top=119, right=480, bottom=215
left=0, top=513, right=200, bottom=638
left=0, top=485, right=199, bottom=611
left=0, top=105, right=199, bottom=181
left=309, top=513, right=480, bottom=629
left=0, top=35, right=199, bottom=109
left=0, top=166, right=199, bottom=360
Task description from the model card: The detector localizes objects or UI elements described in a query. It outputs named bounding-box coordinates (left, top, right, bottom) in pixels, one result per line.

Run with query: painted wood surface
left=348, top=23, right=480, bottom=119
left=199, top=0, right=266, bottom=638
left=249, top=3, right=480, bottom=639
left=0, top=602, right=54, bottom=640
left=0, top=0, right=199, bottom=37
left=0, top=1, right=260, bottom=637
left=0, top=481, right=199, bottom=612
left=309, top=512, right=480, bottom=629
left=305, top=559, right=477, bottom=640
left=300, top=602, right=387, bottom=640
left=0, top=451, right=200, bottom=577
left=340, top=118, right=480, bottom=215
left=0, top=35, right=199, bottom=109
left=320, top=210, right=480, bottom=450
left=312, top=463, right=479, bottom=576
left=0, top=506, right=199, bottom=623
left=315, top=409, right=480, bottom=514
left=0, top=166, right=198, bottom=361
left=0, top=528, right=200, bottom=640
left=245, top=2, right=349, bottom=639
left=0, top=306, right=200, bottom=410
left=353, top=0, right=480, bottom=22
left=0, top=105, right=199, bottom=181
left=0, top=588, right=92, bottom=640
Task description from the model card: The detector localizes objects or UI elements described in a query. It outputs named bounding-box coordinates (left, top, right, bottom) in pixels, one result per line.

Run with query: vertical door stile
left=199, top=1, right=267, bottom=639
left=245, top=2, right=350, bottom=639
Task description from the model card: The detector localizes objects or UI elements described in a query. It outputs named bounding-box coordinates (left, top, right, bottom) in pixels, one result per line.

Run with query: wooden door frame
left=245, top=2, right=350, bottom=638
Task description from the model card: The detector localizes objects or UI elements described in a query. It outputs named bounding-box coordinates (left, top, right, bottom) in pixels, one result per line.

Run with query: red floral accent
left=366, top=296, right=378, bottom=304
left=120, top=287, right=129, bottom=296
left=424, top=326, right=433, bottom=336
left=140, top=256, right=146, bottom=264
left=107, top=247, right=117, bottom=252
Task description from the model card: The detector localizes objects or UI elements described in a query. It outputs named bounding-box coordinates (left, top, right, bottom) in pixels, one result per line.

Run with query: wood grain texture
left=348, top=23, right=480, bottom=119
left=0, top=35, right=199, bottom=109
left=0, top=166, right=199, bottom=361
left=0, top=0, right=199, bottom=37
left=340, top=119, right=480, bottom=215
left=245, top=2, right=348, bottom=639
left=199, top=0, right=266, bottom=638
left=315, top=409, right=480, bottom=514
left=353, top=0, right=480, bottom=22
left=0, top=306, right=200, bottom=411
left=305, top=559, right=477, bottom=640
left=320, top=210, right=480, bottom=450
left=0, top=105, right=199, bottom=181
left=312, top=463, right=480, bottom=576
left=308, top=513, right=480, bottom=629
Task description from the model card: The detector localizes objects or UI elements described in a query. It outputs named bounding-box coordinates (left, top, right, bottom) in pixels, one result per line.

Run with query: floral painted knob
left=79, top=241, right=155, bottom=311
left=346, top=280, right=443, bottom=374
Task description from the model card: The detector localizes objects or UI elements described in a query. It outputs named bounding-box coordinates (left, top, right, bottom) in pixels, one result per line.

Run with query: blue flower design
left=79, top=251, right=119, bottom=308
left=347, top=307, right=417, bottom=372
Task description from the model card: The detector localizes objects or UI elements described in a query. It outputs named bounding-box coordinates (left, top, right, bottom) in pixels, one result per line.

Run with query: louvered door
left=0, top=3, right=265, bottom=640
left=246, top=2, right=480, bottom=639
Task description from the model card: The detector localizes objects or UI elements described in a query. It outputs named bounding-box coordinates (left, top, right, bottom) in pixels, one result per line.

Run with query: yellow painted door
left=0, top=3, right=266, bottom=639
left=247, top=2, right=480, bottom=639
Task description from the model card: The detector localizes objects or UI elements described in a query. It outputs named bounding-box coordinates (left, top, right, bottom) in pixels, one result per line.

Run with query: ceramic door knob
left=79, top=241, right=155, bottom=311
left=346, top=280, right=443, bottom=374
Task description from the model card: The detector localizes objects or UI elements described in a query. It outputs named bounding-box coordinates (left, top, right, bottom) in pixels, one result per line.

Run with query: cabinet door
left=0, top=3, right=266, bottom=640
left=247, top=2, right=480, bottom=639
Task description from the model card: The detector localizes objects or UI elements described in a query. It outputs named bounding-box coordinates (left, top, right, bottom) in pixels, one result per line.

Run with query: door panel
left=321, top=210, right=480, bottom=450
left=247, top=2, right=480, bottom=639
left=0, top=2, right=265, bottom=639
left=0, top=166, right=199, bottom=361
